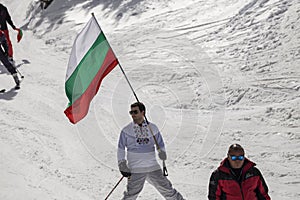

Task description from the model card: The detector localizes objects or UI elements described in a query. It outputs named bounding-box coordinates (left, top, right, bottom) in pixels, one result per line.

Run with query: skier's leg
left=0, top=48, right=15, bottom=74
left=0, top=48, right=19, bottom=86
left=3, top=30, right=13, bottom=58
left=122, top=173, right=147, bottom=200
left=0, top=34, right=8, bottom=56
left=147, top=169, right=185, bottom=200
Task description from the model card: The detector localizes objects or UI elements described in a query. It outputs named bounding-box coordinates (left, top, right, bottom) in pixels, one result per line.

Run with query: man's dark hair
left=228, top=143, right=245, bottom=154
left=131, top=102, right=146, bottom=114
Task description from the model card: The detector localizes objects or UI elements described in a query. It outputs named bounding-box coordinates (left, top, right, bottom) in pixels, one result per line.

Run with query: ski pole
left=104, top=176, right=124, bottom=200
left=15, top=68, right=24, bottom=79
left=145, top=117, right=168, bottom=176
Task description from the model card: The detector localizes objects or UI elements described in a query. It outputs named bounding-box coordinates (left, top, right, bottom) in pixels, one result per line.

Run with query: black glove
left=119, top=160, right=131, bottom=177
left=158, top=151, right=167, bottom=160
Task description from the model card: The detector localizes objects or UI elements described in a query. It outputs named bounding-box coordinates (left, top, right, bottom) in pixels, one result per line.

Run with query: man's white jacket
left=117, top=121, right=166, bottom=173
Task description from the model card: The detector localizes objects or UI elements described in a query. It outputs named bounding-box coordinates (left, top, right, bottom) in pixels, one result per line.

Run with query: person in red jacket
left=0, top=3, right=20, bottom=62
left=208, top=144, right=271, bottom=200
left=0, top=30, right=20, bottom=88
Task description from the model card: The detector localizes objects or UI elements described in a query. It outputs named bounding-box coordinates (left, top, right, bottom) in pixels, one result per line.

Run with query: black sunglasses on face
left=230, top=155, right=244, bottom=161
left=129, top=110, right=139, bottom=115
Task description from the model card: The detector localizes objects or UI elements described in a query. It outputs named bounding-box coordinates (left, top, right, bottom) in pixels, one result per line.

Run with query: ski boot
left=12, top=73, right=20, bottom=89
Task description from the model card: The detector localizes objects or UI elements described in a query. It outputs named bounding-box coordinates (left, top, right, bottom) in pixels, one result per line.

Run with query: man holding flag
left=65, top=14, right=185, bottom=199
left=117, top=102, right=185, bottom=200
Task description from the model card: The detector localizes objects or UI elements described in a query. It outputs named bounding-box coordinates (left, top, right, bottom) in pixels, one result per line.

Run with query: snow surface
left=0, top=0, right=299, bottom=199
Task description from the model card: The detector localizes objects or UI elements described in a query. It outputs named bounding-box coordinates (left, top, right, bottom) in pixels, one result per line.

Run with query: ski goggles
left=229, top=155, right=245, bottom=161
left=129, top=110, right=139, bottom=115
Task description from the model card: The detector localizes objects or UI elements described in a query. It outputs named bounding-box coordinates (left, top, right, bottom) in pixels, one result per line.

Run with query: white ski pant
left=122, top=169, right=185, bottom=200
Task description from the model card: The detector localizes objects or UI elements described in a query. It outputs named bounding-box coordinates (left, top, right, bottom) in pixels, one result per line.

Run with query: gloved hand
left=158, top=150, right=167, bottom=160
left=14, top=28, right=23, bottom=42
left=118, top=160, right=131, bottom=177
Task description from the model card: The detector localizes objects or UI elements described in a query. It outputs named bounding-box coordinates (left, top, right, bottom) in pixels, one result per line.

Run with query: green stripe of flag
left=65, top=33, right=109, bottom=104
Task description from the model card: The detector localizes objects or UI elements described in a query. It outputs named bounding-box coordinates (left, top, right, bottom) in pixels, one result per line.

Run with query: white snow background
left=0, top=0, right=299, bottom=199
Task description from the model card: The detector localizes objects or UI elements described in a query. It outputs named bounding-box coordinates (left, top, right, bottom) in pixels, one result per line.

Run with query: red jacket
left=208, top=158, right=271, bottom=200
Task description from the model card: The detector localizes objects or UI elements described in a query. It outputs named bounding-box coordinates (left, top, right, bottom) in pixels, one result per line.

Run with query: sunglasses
left=230, top=155, right=244, bottom=161
left=129, top=110, right=139, bottom=115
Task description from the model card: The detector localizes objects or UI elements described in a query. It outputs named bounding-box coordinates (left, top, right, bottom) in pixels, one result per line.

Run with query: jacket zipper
left=238, top=182, right=244, bottom=200
left=231, top=168, right=245, bottom=200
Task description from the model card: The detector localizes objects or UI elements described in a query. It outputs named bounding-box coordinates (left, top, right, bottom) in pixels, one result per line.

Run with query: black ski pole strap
left=163, top=161, right=168, bottom=176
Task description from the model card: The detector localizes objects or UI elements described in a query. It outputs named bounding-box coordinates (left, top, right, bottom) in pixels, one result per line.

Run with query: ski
left=0, top=86, right=21, bottom=93
left=0, top=78, right=22, bottom=93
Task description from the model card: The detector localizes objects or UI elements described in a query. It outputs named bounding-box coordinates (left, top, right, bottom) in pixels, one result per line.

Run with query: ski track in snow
left=0, top=0, right=299, bottom=199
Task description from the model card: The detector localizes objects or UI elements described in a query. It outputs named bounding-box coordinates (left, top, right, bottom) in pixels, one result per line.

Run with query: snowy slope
left=0, top=0, right=299, bottom=199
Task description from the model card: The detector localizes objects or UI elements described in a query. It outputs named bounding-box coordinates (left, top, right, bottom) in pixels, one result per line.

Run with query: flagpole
left=91, top=13, right=140, bottom=102
left=91, top=13, right=168, bottom=176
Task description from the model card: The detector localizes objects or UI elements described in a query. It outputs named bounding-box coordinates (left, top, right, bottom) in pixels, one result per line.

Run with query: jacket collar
left=218, top=157, right=256, bottom=175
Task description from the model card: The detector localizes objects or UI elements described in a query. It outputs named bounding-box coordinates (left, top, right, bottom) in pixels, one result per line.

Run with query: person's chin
left=234, top=165, right=242, bottom=169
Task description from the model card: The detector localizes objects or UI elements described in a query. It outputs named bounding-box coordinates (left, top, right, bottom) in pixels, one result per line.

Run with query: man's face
left=228, top=150, right=245, bottom=169
left=129, top=106, right=144, bottom=123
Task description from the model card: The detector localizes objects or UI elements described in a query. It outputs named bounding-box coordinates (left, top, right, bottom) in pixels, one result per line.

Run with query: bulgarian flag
left=64, top=15, right=119, bottom=124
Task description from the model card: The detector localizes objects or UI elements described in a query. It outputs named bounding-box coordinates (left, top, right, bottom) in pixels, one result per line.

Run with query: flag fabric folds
left=64, top=15, right=119, bottom=124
